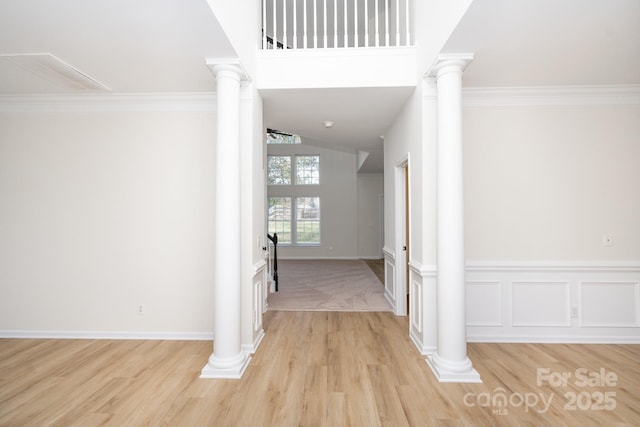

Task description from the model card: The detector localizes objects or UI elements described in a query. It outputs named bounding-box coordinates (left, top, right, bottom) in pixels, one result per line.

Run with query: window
left=296, top=155, right=319, bottom=185
left=267, top=196, right=320, bottom=245
left=296, top=197, right=320, bottom=244
left=266, top=129, right=301, bottom=145
left=267, top=156, right=291, bottom=185
left=268, top=197, right=291, bottom=244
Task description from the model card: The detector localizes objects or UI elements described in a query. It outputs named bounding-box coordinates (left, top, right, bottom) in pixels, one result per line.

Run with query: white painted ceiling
left=0, top=0, right=236, bottom=94
left=442, top=0, right=640, bottom=87
left=1, top=0, right=638, bottom=173
left=262, top=86, right=415, bottom=173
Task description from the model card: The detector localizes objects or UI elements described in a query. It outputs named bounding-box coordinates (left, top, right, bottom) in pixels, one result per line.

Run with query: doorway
left=393, top=157, right=409, bottom=316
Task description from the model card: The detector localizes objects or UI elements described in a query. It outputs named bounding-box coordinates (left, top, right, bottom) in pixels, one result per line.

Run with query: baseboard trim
left=467, top=335, right=640, bottom=344
left=0, top=330, right=214, bottom=341
left=278, top=256, right=361, bottom=260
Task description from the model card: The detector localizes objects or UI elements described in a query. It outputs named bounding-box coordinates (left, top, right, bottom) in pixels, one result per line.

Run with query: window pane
left=296, top=197, right=320, bottom=244
left=268, top=197, right=291, bottom=244
left=296, top=155, right=319, bottom=185
left=267, top=156, right=291, bottom=185
left=267, top=131, right=301, bottom=144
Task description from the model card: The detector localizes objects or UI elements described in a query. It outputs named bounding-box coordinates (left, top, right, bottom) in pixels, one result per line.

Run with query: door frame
left=393, top=155, right=409, bottom=316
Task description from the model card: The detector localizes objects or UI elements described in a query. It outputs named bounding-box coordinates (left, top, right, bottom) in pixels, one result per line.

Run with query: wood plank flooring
left=1, top=311, right=639, bottom=426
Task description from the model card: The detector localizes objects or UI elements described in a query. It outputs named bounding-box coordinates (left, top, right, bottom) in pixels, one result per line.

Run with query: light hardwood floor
left=1, top=312, right=639, bottom=426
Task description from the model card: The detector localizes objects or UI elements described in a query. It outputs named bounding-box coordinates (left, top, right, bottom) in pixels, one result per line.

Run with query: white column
left=201, top=61, right=251, bottom=379
left=426, top=54, right=481, bottom=383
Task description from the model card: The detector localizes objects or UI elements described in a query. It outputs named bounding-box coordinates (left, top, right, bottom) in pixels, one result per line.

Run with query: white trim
left=0, top=330, right=214, bottom=340
left=382, top=246, right=395, bottom=260
left=579, top=281, right=640, bottom=328
left=466, top=260, right=640, bottom=273
left=257, top=46, right=416, bottom=59
left=0, top=92, right=217, bottom=113
left=409, top=260, right=436, bottom=277
left=467, top=335, right=640, bottom=344
left=278, top=256, right=361, bottom=260
left=253, top=259, right=268, bottom=276
left=511, top=281, right=571, bottom=327
left=463, top=85, right=640, bottom=107
left=466, top=281, right=503, bottom=327
left=242, top=329, right=265, bottom=354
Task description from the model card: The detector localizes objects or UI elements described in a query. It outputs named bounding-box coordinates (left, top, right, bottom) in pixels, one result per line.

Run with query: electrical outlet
left=571, top=306, right=578, bottom=318
left=137, top=305, right=145, bottom=315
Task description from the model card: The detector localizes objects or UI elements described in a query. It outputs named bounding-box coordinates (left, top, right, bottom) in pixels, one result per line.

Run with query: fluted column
left=426, top=54, right=481, bottom=383
left=201, top=61, right=251, bottom=379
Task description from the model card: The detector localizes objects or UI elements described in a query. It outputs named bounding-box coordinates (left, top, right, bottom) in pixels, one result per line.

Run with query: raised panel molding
left=410, top=279, right=422, bottom=333
left=466, top=282, right=502, bottom=327
left=511, top=281, right=571, bottom=327
left=383, top=249, right=396, bottom=305
left=580, top=281, right=640, bottom=328
left=466, top=261, right=640, bottom=343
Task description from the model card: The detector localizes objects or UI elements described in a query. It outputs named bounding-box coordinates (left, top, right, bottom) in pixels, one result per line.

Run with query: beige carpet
left=267, top=259, right=392, bottom=312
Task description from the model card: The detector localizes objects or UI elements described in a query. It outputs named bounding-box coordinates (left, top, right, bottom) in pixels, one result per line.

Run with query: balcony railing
left=262, top=0, right=411, bottom=49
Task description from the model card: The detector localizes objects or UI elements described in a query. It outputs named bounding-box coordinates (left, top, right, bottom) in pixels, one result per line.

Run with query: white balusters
left=405, top=0, right=410, bottom=46
left=262, top=0, right=267, bottom=48
left=262, top=0, right=411, bottom=50
left=272, top=0, right=277, bottom=48
left=283, top=0, right=288, bottom=48
left=334, top=0, right=338, bottom=47
left=384, top=0, right=389, bottom=46
left=293, top=0, right=298, bottom=48
left=343, top=0, right=348, bottom=47
left=303, top=0, right=308, bottom=48
left=354, top=0, right=359, bottom=47
left=395, top=0, right=400, bottom=46
left=364, top=0, right=368, bottom=47
left=375, top=0, right=379, bottom=47
left=323, top=0, right=327, bottom=48
left=313, top=0, right=318, bottom=47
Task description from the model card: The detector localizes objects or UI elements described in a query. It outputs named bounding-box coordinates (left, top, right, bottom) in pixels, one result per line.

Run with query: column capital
left=205, top=58, right=250, bottom=81
left=427, top=53, right=474, bottom=79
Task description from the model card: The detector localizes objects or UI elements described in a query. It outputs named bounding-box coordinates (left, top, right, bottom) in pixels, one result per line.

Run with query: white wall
left=357, top=173, right=384, bottom=258
left=461, top=94, right=640, bottom=343
left=0, top=108, right=216, bottom=337
left=267, top=142, right=359, bottom=258
left=464, top=103, right=640, bottom=261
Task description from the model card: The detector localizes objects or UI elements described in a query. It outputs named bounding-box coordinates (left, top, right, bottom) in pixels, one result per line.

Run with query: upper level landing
left=257, top=46, right=416, bottom=90
left=257, top=0, right=416, bottom=90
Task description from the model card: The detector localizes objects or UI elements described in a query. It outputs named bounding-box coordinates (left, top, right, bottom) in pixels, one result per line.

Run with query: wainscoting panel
left=410, top=278, right=422, bottom=334
left=466, top=262, right=640, bottom=343
left=511, top=281, right=571, bottom=327
left=580, top=281, right=640, bottom=327
left=244, top=260, right=266, bottom=354
left=408, top=261, right=437, bottom=355
left=467, top=281, right=502, bottom=326
left=383, top=248, right=396, bottom=307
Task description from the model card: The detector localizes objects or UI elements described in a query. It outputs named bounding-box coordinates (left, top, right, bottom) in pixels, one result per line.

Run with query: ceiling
left=1, top=0, right=638, bottom=173
left=262, top=86, right=415, bottom=173
left=0, top=0, right=235, bottom=94
left=442, top=0, right=640, bottom=87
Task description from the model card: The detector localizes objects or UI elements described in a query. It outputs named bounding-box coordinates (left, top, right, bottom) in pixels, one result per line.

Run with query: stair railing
left=266, top=233, right=279, bottom=291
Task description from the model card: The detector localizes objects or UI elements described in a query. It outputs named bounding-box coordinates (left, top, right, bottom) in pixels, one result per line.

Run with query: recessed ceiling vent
left=0, top=53, right=110, bottom=92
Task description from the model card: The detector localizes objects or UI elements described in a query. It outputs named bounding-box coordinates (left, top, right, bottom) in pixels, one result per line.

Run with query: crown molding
left=0, top=92, right=217, bottom=113
left=462, top=85, right=640, bottom=107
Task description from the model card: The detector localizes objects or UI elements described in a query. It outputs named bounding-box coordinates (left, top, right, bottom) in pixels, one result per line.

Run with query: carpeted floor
left=267, top=259, right=391, bottom=312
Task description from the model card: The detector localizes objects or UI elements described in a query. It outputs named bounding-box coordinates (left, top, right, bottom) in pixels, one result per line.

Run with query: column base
left=200, top=351, right=251, bottom=379
left=426, top=352, right=482, bottom=383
